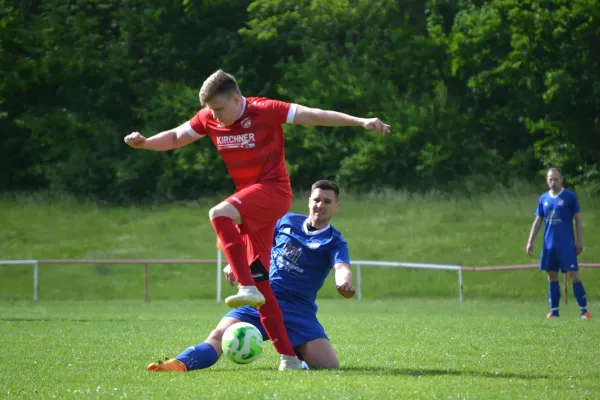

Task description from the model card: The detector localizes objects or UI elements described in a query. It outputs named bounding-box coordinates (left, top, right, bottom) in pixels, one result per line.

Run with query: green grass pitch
left=1, top=299, right=598, bottom=399
left=1, top=189, right=599, bottom=398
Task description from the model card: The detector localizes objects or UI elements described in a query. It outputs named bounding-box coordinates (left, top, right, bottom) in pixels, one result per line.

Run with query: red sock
left=255, top=280, right=295, bottom=356
left=211, top=216, right=254, bottom=286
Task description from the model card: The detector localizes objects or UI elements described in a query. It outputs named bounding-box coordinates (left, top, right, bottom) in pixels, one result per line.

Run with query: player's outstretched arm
left=124, top=122, right=202, bottom=151
left=333, top=263, right=356, bottom=298
left=293, top=105, right=390, bottom=134
left=526, top=216, right=542, bottom=256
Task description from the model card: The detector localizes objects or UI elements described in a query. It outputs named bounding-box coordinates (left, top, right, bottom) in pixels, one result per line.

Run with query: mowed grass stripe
left=0, top=299, right=598, bottom=399
left=1, top=189, right=599, bottom=301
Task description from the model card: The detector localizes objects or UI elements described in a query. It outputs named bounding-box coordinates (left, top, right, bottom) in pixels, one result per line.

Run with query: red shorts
left=225, top=182, right=292, bottom=270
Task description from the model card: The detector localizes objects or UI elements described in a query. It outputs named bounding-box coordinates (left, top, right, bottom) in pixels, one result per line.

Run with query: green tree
left=242, top=0, right=477, bottom=191
left=438, top=0, right=600, bottom=189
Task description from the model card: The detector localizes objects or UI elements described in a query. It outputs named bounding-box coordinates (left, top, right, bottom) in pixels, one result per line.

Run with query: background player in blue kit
left=526, top=168, right=591, bottom=319
left=148, top=180, right=355, bottom=371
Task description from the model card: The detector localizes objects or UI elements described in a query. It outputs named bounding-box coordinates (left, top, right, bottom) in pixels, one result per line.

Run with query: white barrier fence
left=0, top=258, right=222, bottom=302
left=352, top=260, right=464, bottom=303
left=0, top=260, right=40, bottom=301
left=2, top=259, right=599, bottom=303
left=1, top=258, right=464, bottom=303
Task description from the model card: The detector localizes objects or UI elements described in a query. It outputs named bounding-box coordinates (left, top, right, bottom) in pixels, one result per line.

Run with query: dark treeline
left=2, top=0, right=599, bottom=202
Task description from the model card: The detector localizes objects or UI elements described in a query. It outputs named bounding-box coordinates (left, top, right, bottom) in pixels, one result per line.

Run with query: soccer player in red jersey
left=125, top=69, right=389, bottom=370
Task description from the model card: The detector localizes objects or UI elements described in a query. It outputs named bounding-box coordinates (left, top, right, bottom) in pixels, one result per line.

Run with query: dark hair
left=311, top=180, right=340, bottom=198
left=199, top=69, right=241, bottom=105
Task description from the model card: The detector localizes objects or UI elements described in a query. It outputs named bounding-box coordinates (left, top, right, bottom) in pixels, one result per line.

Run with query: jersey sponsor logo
left=241, top=117, right=252, bottom=129
left=278, top=260, right=304, bottom=275
left=281, top=243, right=302, bottom=264
left=546, top=210, right=562, bottom=225
left=216, top=133, right=256, bottom=149
left=274, top=242, right=304, bottom=275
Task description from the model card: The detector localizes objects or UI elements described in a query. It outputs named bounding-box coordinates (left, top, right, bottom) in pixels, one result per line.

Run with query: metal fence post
left=34, top=262, right=39, bottom=302
left=458, top=268, right=463, bottom=304
left=217, top=250, right=223, bottom=303
left=144, top=264, right=149, bottom=302
left=356, top=264, right=362, bottom=301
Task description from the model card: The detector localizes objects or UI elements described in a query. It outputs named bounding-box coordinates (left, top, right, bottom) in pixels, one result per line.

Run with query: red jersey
left=185, top=97, right=297, bottom=191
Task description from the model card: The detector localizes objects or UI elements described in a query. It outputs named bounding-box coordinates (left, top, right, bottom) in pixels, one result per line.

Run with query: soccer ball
left=221, top=322, right=264, bottom=364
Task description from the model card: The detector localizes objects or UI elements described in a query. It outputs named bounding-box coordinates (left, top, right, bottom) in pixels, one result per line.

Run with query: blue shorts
left=540, top=247, right=579, bottom=273
left=224, top=301, right=328, bottom=352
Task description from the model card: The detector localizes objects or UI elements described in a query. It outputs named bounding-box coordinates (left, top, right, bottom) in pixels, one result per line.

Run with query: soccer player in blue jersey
left=148, top=180, right=355, bottom=371
left=526, top=168, right=591, bottom=319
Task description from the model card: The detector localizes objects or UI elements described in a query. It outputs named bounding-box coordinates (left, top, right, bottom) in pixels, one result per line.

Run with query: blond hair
left=199, top=69, right=241, bottom=105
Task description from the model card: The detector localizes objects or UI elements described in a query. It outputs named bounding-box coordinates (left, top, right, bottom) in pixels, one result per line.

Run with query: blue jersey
left=269, top=212, right=350, bottom=311
left=535, top=189, right=580, bottom=249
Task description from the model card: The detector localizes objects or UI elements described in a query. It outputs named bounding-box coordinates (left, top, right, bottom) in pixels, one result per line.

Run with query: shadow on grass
left=203, top=366, right=552, bottom=380
left=339, top=366, right=552, bottom=380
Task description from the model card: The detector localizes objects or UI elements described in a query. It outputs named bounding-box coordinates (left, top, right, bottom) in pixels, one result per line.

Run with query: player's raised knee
left=208, top=205, right=223, bottom=220
left=208, top=202, right=240, bottom=221
left=208, top=203, right=230, bottom=220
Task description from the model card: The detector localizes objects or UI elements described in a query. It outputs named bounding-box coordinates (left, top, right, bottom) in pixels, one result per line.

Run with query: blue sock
left=572, top=281, right=588, bottom=314
left=176, top=342, right=219, bottom=371
left=549, top=281, right=560, bottom=316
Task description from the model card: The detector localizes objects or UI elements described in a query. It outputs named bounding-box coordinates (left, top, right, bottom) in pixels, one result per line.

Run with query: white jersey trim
left=238, top=97, right=247, bottom=120
left=287, top=103, right=298, bottom=124
left=302, top=218, right=331, bottom=236
left=183, top=121, right=203, bottom=138
left=548, top=188, right=564, bottom=198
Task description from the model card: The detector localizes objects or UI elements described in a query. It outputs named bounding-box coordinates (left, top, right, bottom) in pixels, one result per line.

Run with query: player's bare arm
left=293, top=105, right=390, bottom=134
left=124, top=122, right=202, bottom=151
left=574, top=212, right=583, bottom=255
left=526, top=216, right=543, bottom=256
left=333, top=263, right=355, bottom=298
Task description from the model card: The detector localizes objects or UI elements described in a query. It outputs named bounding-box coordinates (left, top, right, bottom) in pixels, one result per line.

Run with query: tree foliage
left=2, top=0, right=598, bottom=201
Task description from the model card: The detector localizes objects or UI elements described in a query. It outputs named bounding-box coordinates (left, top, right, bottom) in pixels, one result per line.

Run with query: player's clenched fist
left=336, top=282, right=356, bottom=298
left=124, top=132, right=147, bottom=148
left=223, top=264, right=236, bottom=286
